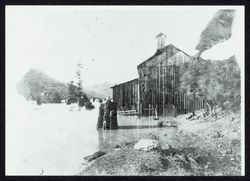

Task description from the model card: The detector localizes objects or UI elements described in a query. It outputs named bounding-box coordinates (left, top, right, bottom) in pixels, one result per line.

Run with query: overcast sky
left=6, top=6, right=244, bottom=88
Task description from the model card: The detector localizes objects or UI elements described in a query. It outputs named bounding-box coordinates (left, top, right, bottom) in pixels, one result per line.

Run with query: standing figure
left=96, top=100, right=105, bottom=129
left=103, top=98, right=118, bottom=129
left=103, top=99, right=112, bottom=129
left=110, top=101, right=118, bottom=129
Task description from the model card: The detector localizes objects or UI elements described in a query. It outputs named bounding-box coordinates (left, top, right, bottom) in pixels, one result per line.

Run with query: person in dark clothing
left=103, top=99, right=111, bottom=129
left=103, top=99, right=118, bottom=129
left=97, top=98, right=118, bottom=130
left=109, top=101, right=118, bottom=129
left=96, top=100, right=105, bottom=129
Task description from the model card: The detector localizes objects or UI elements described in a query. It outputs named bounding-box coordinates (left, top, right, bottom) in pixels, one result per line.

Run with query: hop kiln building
left=111, top=33, right=204, bottom=116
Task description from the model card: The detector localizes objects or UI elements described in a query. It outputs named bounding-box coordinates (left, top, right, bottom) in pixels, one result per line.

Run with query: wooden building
left=111, top=78, right=139, bottom=112
left=111, top=33, right=205, bottom=116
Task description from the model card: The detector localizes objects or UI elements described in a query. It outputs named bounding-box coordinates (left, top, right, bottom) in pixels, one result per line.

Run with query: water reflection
left=96, top=114, right=174, bottom=151
left=97, top=129, right=119, bottom=150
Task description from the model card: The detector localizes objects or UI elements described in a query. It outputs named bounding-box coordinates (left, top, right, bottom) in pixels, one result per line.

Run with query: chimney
left=156, top=33, right=166, bottom=50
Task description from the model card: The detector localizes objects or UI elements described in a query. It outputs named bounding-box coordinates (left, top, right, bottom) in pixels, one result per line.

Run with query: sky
left=6, top=6, right=244, bottom=88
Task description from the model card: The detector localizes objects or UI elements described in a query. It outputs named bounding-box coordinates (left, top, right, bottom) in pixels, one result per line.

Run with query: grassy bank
left=78, top=110, right=241, bottom=176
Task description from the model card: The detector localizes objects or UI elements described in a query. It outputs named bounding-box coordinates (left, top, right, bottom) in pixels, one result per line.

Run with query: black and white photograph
left=5, top=5, right=245, bottom=176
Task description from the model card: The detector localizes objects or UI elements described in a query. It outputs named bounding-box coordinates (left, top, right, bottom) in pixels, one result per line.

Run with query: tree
left=181, top=59, right=201, bottom=115
left=36, top=96, right=42, bottom=105
left=67, top=81, right=77, bottom=104
left=52, top=91, right=62, bottom=103
left=190, top=81, right=199, bottom=115
left=76, top=63, right=84, bottom=97
left=75, top=62, right=89, bottom=107
left=68, top=81, right=76, bottom=97
left=180, top=56, right=240, bottom=113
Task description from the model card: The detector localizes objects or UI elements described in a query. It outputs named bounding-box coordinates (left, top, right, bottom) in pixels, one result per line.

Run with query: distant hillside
left=17, top=69, right=107, bottom=103
left=17, top=69, right=68, bottom=101
left=87, top=82, right=113, bottom=98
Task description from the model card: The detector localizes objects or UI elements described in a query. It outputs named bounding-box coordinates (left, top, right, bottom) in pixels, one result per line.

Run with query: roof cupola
left=156, top=33, right=166, bottom=50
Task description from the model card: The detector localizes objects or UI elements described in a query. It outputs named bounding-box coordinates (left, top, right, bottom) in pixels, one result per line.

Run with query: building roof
left=112, top=44, right=191, bottom=89
left=110, top=78, right=139, bottom=89
left=137, top=44, right=191, bottom=69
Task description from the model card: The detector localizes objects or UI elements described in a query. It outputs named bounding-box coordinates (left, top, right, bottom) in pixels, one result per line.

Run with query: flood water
left=6, top=98, right=173, bottom=175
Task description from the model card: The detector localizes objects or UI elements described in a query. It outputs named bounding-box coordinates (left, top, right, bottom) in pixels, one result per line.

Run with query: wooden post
left=163, top=66, right=165, bottom=117
left=173, top=66, right=175, bottom=106
left=140, top=103, right=143, bottom=117
left=155, top=105, right=158, bottom=119
left=137, top=82, right=140, bottom=116
left=158, top=65, right=160, bottom=115
left=149, top=104, right=151, bottom=118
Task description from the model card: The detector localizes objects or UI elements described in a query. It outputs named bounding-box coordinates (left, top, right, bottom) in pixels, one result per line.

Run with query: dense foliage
left=66, top=81, right=78, bottom=104
left=180, top=56, right=241, bottom=111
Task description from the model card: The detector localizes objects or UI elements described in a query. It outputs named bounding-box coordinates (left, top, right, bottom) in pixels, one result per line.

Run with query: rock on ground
left=133, top=139, right=159, bottom=151
left=78, top=148, right=162, bottom=176
left=84, top=151, right=107, bottom=162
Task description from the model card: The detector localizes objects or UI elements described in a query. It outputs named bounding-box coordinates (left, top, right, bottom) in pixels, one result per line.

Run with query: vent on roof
left=156, top=33, right=166, bottom=50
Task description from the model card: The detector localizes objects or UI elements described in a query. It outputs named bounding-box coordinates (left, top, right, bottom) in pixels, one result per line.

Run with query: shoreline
left=78, top=110, right=241, bottom=176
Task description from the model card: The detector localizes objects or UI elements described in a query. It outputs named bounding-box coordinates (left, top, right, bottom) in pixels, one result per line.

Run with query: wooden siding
left=112, top=44, right=204, bottom=116
left=112, top=79, right=139, bottom=111
left=179, top=91, right=205, bottom=114
left=138, top=65, right=204, bottom=116
left=138, top=65, right=180, bottom=116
